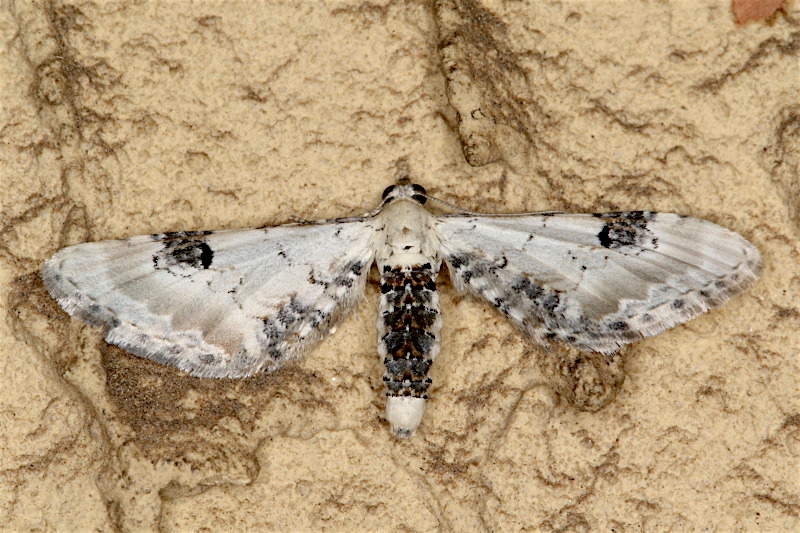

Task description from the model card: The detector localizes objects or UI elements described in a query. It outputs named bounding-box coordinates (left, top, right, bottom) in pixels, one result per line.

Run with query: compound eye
left=411, top=184, right=427, bottom=195
left=381, top=185, right=396, bottom=199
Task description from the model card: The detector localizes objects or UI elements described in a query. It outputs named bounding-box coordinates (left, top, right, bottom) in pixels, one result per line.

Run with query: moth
left=42, top=182, right=762, bottom=437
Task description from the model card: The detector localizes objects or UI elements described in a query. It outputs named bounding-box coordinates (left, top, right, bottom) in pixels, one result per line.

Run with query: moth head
left=381, top=182, right=428, bottom=205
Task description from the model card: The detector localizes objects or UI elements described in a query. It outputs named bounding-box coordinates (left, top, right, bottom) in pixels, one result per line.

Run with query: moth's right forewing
left=434, top=213, right=761, bottom=353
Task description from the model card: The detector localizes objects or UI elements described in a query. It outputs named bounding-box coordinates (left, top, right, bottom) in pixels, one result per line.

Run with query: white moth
left=42, top=182, right=762, bottom=437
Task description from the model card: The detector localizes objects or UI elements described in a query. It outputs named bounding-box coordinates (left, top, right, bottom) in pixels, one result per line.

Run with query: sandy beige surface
left=1, top=0, right=798, bottom=531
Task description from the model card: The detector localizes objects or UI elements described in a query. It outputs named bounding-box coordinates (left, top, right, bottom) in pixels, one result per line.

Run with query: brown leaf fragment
left=732, top=0, right=785, bottom=24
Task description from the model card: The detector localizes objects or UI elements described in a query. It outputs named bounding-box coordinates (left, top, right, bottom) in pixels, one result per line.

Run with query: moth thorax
left=374, top=199, right=438, bottom=268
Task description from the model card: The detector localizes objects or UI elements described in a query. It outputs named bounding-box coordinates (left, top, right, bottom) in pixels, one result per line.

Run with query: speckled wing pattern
left=434, top=211, right=761, bottom=353
left=42, top=223, right=375, bottom=378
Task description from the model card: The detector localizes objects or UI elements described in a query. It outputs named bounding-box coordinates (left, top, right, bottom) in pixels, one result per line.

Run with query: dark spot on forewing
left=593, top=211, right=655, bottom=221
left=151, top=230, right=214, bottom=241
left=153, top=238, right=214, bottom=272
left=596, top=212, right=657, bottom=250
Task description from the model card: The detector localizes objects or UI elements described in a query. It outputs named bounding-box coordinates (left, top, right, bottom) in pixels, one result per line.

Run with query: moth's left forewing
left=434, top=212, right=761, bottom=353
left=42, top=222, right=376, bottom=378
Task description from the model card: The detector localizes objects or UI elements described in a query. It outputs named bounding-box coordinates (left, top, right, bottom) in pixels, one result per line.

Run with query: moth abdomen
left=377, top=264, right=442, bottom=437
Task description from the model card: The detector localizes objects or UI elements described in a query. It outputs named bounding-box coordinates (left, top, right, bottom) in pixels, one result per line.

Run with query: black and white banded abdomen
left=377, top=263, right=442, bottom=437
